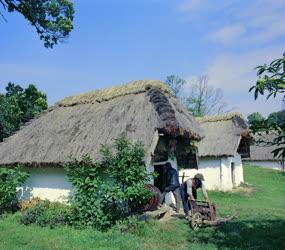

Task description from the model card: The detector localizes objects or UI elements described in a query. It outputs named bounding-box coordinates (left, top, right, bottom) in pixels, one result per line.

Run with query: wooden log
left=202, top=215, right=236, bottom=226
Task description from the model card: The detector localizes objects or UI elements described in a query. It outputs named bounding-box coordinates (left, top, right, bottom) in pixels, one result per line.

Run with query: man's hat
left=194, top=173, right=205, bottom=181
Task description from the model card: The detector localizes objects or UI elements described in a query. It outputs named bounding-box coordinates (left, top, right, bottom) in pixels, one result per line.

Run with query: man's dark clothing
left=159, top=165, right=182, bottom=213
left=164, top=167, right=180, bottom=192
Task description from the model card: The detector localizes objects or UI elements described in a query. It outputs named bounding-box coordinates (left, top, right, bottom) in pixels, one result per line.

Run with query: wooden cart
left=189, top=200, right=234, bottom=230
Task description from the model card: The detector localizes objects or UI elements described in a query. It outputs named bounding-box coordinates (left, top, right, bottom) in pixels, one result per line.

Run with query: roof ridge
left=197, top=112, right=245, bottom=123
left=57, top=80, right=174, bottom=107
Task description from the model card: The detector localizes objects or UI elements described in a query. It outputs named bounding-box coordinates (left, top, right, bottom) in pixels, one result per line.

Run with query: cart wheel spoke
left=191, top=212, right=202, bottom=230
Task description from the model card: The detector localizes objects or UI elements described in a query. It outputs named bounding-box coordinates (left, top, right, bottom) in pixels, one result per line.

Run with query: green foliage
left=248, top=111, right=284, bottom=131
left=21, top=199, right=71, bottom=228
left=65, top=136, right=153, bottom=230
left=250, top=56, right=285, bottom=100
left=0, top=167, right=28, bottom=213
left=0, top=0, right=74, bottom=48
left=165, top=75, right=186, bottom=96
left=250, top=54, right=285, bottom=158
left=247, top=112, right=265, bottom=126
left=0, top=94, right=22, bottom=141
left=0, top=83, right=48, bottom=142
left=247, top=112, right=266, bottom=131
left=268, top=110, right=285, bottom=127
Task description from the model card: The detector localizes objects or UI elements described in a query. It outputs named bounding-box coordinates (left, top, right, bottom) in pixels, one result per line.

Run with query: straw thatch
left=197, top=112, right=251, bottom=157
left=0, top=80, right=203, bottom=167
left=245, top=132, right=283, bottom=161
left=58, top=80, right=174, bottom=106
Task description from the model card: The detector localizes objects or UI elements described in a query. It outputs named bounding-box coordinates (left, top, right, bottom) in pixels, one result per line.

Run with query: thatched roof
left=245, top=132, right=283, bottom=161
left=197, top=112, right=251, bottom=157
left=0, top=80, right=203, bottom=167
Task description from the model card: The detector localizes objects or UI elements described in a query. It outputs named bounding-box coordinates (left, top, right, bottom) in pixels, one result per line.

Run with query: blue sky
left=0, top=0, right=284, bottom=116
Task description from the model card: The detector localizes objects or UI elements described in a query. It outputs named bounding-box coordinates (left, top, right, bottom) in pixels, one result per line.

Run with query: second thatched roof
left=0, top=80, right=203, bottom=167
left=197, top=112, right=251, bottom=157
left=245, top=132, right=283, bottom=161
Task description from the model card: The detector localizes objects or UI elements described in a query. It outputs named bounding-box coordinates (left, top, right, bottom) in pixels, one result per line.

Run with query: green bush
left=65, top=136, right=153, bottom=230
left=0, top=167, right=28, bottom=213
left=21, top=199, right=71, bottom=228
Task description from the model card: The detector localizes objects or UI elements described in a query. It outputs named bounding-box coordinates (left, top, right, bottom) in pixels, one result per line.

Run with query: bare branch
left=185, top=75, right=229, bottom=116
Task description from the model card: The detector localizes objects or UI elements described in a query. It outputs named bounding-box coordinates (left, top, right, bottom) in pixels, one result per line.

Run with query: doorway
left=231, top=162, right=236, bottom=187
left=154, top=164, right=167, bottom=192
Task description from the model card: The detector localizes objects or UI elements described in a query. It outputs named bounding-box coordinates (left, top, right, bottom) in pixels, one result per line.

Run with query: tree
left=0, top=0, right=74, bottom=48
left=250, top=53, right=285, bottom=158
left=9, top=83, right=48, bottom=122
left=0, top=93, right=22, bottom=141
left=0, top=83, right=48, bottom=142
left=247, top=112, right=265, bottom=126
left=185, top=75, right=228, bottom=117
left=250, top=54, right=285, bottom=102
left=268, top=110, right=285, bottom=127
left=165, top=75, right=186, bottom=97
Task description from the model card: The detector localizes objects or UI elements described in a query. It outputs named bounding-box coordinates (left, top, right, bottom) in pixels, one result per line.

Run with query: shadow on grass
left=279, top=171, right=285, bottom=176
left=188, top=219, right=285, bottom=249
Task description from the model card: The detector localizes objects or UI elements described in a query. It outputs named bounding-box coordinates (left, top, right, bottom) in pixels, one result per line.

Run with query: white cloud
left=245, top=21, right=285, bottom=45
left=183, top=46, right=284, bottom=116
left=206, top=46, right=285, bottom=116
left=238, top=2, right=285, bottom=45
left=206, top=46, right=284, bottom=92
left=178, top=0, right=285, bottom=46
left=207, top=24, right=246, bottom=45
left=177, top=0, right=285, bottom=116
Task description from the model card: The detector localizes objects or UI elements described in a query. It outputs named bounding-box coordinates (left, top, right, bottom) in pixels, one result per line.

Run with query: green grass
left=0, top=165, right=285, bottom=250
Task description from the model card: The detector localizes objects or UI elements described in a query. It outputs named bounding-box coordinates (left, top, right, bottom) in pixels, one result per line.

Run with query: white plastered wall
left=151, top=154, right=244, bottom=193
left=179, top=158, right=222, bottom=190
left=18, top=167, right=73, bottom=203
left=244, top=160, right=284, bottom=171
left=18, top=154, right=245, bottom=203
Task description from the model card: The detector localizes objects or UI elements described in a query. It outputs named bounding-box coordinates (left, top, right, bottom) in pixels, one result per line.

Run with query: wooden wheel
left=144, top=184, right=162, bottom=211
left=191, top=212, right=203, bottom=230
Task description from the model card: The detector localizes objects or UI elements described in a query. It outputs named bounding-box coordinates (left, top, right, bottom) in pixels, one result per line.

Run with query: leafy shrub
left=65, top=136, right=153, bottom=230
left=21, top=199, right=71, bottom=228
left=0, top=167, right=28, bottom=213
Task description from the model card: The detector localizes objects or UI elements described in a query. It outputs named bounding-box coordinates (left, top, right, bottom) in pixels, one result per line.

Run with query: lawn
left=0, top=165, right=284, bottom=250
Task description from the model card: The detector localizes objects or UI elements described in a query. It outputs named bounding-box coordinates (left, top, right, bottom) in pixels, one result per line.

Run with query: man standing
left=159, top=162, right=182, bottom=213
left=181, top=173, right=209, bottom=216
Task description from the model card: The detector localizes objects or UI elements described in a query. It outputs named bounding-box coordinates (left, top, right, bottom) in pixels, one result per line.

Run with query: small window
left=177, top=152, right=198, bottom=169
left=231, top=162, right=236, bottom=187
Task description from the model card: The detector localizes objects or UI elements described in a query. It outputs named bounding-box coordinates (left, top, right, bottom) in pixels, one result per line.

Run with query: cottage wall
left=244, top=160, right=284, bottom=171
left=18, top=168, right=72, bottom=202
left=18, top=154, right=245, bottom=202
left=179, top=158, right=222, bottom=190
left=179, top=156, right=243, bottom=191
left=156, top=155, right=244, bottom=193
